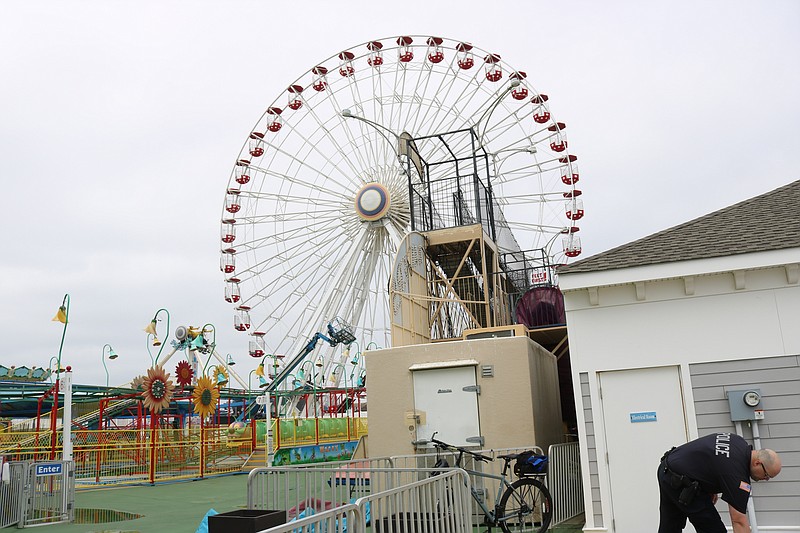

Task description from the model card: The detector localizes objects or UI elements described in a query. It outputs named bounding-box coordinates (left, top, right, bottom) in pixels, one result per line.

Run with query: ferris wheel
left=220, top=35, right=583, bottom=370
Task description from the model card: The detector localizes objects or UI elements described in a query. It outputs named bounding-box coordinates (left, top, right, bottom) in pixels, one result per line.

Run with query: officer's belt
left=660, top=448, right=697, bottom=489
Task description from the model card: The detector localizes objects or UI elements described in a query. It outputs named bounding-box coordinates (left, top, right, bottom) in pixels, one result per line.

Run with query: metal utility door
left=413, top=366, right=481, bottom=446
left=599, top=366, right=688, bottom=532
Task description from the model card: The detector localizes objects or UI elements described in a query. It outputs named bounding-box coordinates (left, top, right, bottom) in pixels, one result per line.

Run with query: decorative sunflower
left=130, top=375, right=146, bottom=390
left=141, top=365, right=175, bottom=414
left=192, top=375, right=220, bottom=418
left=212, top=365, right=229, bottom=387
left=175, top=361, right=194, bottom=388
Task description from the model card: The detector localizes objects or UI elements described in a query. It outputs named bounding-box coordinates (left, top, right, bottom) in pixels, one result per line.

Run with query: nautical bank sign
left=630, top=411, right=657, bottom=423
left=35, top=463, right=63, bottom=476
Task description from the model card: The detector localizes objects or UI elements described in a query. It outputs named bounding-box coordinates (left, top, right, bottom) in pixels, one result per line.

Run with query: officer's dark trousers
left=657, top=465, right=727, bottom=533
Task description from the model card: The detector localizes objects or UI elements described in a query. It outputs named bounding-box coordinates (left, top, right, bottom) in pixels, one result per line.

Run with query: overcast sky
left=2, top=0, right=798, bottom=388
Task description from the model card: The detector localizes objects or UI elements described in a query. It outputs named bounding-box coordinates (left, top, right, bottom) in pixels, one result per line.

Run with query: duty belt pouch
left=678, top=481, right=700, bottom=506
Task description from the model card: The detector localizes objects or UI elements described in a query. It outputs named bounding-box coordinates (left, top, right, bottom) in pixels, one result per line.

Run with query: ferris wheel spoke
left=242, top=189, right=351, bottom=207
left=262, top=220, right=367, bottom=291
left=267, top=225, right=379, bottom=356
left=237, top=226, right=354, bottom=284
left=497, top=192, right=570, bottom=203
left=234, top=213, right=351, bottom=254
left=303, top=86, right=377, bottom=177
left=247, top=242, right=372, bottom=352
left=265, top=116, right=371, bottom=191
left=240, top=208, right=348, bottom=226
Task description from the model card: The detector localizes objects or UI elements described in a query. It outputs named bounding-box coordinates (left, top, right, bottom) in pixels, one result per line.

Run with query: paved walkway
left=42, top=474, right=583, bottom=532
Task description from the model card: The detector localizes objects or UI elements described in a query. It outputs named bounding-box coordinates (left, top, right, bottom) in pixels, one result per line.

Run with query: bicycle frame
left=460, top=465, right=515, bottom=525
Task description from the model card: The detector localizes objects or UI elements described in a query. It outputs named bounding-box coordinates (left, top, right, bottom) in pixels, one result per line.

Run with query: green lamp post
left=101, top=344, right=119, bottom=388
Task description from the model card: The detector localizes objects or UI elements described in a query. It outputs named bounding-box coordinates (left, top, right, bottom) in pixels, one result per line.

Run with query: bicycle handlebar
left=429, top=437, right=493, bottom=463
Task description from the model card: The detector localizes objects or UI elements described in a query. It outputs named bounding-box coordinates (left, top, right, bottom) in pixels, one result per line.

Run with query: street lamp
left=329, top=363, right=346, bottom=388
left=198, top=324, right=218, bottom=376
left=48, top=356, right=64, bottom=384
left=51, top=294, right=70, bottom=378
left=143, top=308, right=170, bottom=365
left=145, top=333, right=156, bottom=366
left=51, top=293, right=73, bottom=462
left=101, top=344, right=119, bottom=389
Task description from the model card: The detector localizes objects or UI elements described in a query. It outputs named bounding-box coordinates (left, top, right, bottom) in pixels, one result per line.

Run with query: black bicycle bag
left=514, top=451, right=548, bottom=477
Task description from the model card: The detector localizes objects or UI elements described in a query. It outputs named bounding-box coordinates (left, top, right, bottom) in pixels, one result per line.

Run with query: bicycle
left=426, top=436, right=553, bottom=533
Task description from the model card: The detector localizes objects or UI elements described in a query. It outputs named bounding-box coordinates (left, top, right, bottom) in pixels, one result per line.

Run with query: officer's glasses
left=760, top=463, right=771, bottom=481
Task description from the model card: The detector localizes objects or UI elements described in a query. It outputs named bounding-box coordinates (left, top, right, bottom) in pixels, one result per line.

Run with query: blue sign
left=630, top=411, right=657, bottom=423
left=35, top=463, right=62, bottom=476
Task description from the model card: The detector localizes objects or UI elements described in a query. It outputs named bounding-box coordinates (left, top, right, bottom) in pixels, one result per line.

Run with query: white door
left=413, top=366, right=481, bottom=446
left=599, top=366, right=689, bottom=532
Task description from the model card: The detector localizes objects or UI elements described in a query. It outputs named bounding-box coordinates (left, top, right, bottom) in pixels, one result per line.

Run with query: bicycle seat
left=497, top=453, right=519, bottom=461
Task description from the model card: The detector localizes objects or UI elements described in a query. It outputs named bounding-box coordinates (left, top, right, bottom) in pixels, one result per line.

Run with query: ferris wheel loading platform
left=379, top=222, right=576, bottom=457
left=390, top=223, right=556, bottom=346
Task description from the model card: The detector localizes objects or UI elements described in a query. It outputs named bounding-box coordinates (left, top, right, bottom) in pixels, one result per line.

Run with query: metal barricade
left=547, top=441, right=584, bottom=525
left=0, top=461, right=26, bottom=528
left=254, top=504, right=360, bottom=533
left=247, top=466, right=471, bottom=532
left=354, top=469, right=472, bottom=533
left=247, top=457, right=392, bottom=511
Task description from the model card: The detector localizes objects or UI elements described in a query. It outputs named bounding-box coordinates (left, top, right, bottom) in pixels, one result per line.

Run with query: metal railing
left=258, top=504, right=360, bottom=533
left=1, top=415, right=370, bottom=487
left=547, top=441, right=584, bottom=525
left=247, top=462, right=420, bottom=513
left=0, top=427, right=251, bottom=486
left=248, top=467, right=472, bottom=533
left=357, top=469, right=472, bottom=533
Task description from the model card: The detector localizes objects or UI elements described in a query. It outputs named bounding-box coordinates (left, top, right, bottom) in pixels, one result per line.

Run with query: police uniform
left=657, top=433, right=752, bottom=533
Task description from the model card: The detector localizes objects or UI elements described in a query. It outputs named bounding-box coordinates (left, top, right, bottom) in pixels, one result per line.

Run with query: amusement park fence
left=0, top=416, right=369, bottom=487
left=247, top=441, right=583, bottom=530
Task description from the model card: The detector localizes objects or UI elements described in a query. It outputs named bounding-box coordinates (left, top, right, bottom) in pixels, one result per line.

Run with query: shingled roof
left=558, top=179, right=800, bottom=274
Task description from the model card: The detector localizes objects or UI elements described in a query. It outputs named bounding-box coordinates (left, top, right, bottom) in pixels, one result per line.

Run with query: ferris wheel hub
left=354, top=183, right=391, bottom=221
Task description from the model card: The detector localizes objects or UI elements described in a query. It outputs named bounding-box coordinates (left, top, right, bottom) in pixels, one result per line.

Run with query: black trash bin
left=208, top=509, right=287, bottom=533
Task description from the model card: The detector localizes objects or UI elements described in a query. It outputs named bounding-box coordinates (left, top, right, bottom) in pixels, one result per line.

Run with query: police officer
left=657, top=432, right=781, bottom=533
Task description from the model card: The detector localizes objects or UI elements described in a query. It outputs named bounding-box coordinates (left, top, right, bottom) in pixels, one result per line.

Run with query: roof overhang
left=559, top=248, right=800, bottom=291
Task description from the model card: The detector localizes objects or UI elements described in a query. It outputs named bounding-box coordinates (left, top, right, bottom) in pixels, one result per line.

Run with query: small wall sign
left=630, top=411, right=657, bottom=423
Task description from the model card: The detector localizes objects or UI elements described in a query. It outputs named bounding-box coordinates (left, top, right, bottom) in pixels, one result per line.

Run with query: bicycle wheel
left=498, top=477, right=553, bottom=533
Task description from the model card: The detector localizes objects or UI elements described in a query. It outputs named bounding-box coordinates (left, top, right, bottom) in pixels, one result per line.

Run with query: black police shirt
left=667, top=432, right=752, bottom=514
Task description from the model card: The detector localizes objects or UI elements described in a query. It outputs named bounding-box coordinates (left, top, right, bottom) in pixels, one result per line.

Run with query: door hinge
left=463, top=385, right=481, bottom=394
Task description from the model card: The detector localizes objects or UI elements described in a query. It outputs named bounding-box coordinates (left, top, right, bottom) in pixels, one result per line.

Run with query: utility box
left=727, top=389, right=763, bottom=422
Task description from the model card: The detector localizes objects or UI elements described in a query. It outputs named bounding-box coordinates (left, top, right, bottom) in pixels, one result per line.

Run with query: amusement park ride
left=1, top=35, right=583, bottom=482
